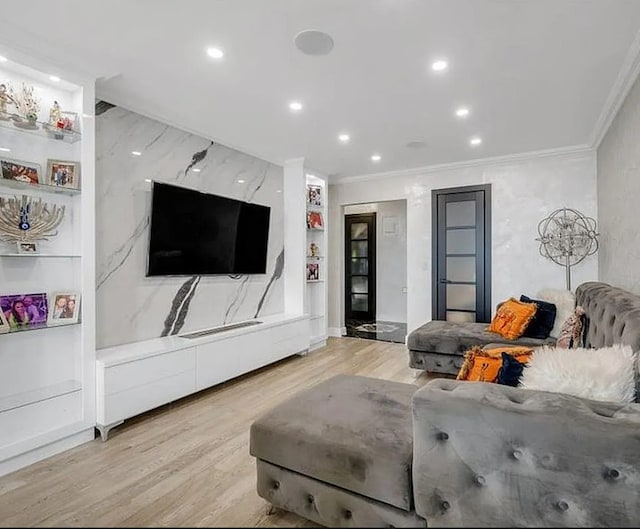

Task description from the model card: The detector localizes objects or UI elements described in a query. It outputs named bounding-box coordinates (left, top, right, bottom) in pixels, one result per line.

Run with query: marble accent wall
left=597, top=73, right=640, bottom=294
left=96, top=103, right=284, bottom=349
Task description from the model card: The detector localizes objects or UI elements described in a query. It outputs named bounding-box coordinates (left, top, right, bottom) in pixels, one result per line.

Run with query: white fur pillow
left=519, top=344, right=637, bottom=403
left=537, top=288, right=576, bottom=338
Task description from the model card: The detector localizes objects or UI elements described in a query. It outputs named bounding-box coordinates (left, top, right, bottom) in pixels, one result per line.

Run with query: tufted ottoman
left=249, top=374, right=426, bottom=528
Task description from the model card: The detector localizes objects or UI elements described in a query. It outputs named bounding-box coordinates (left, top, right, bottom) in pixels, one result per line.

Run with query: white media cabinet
left=96, top=313, right=309, bottom=440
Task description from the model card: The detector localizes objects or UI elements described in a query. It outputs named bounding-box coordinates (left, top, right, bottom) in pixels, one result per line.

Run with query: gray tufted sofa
left=250, top=282, right=640, bottom=527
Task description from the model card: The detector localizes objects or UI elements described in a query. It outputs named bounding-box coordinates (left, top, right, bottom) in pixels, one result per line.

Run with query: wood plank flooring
left=0, top=337, right=438, bottom=528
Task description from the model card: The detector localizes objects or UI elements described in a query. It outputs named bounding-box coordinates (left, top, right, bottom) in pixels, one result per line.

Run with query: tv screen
left=147, top=181, right=271, bottom=276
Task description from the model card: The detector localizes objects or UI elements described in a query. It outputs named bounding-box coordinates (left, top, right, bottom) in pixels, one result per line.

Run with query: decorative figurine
left=49, top=100, right=61, bottom=127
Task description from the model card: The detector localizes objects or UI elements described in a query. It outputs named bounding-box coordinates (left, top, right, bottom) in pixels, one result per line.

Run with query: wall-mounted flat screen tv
left=147, top=181, right=271, bottom=276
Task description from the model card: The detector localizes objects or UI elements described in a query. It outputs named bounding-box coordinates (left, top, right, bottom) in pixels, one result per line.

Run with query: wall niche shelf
left=0, top=253, right=81, bottom=258
left=0, top=379, right=82, bottom=413
left=0, top=178, right=81, bottom=196
left=0, top=117, right=81, bottom=143
left=1, top=322, right=81, bottom=336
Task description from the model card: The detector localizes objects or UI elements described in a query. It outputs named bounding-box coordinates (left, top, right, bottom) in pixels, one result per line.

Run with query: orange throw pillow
left=487, top=298, right=537, bottom=340
left=457, top=345, right=533, bottom=382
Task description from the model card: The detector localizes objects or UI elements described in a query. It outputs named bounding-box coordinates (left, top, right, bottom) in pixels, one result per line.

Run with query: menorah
left=0, top=195, right=65, bottom=243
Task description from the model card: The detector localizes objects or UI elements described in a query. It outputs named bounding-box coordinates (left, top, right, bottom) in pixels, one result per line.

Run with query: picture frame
left=306, top=263, right=320, bottom=281
left=0, top=293, right=48, bottom=331
left=47, top=292, right=81, bottom=326
left=16, top=241, right=38, bottom=254
left=45, top=159, right=81, bottom=189
left=60, top=111, right=79, bottom=132
left=0, top=157, right=41, bottom=185
left=307, top=184, right=322, bottom=206
left=0, top=308, right=9, bottom=334
left=306, top=211, right=324, bottom=230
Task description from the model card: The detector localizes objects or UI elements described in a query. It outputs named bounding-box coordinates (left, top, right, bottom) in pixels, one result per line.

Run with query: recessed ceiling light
left=289, top=101, right=303, bottom=112
left=470, top=137, right=482, bottom=146
left=49, top=75, right=61, bottom=82
left=193, top=168, right=201, bottom=172
left=338, top=133, right=350, bottom=143
left=0, top=56, right=7, bottom=63
left=431, top=60, right=448, bottom=72
left=371, top=154, right=381, bottom=162
left=206, top=47, right=224, bottom=59
left=144, top=179, right=152, bottom=183
left=276, top=189, right=282, bottom=193
left=455, top=107, right=470, bottom=118
left=0, top=147, right=10, bottom=152
left=237, top=179, right=246, bottom=183
left=131, top=151, right=142, bottom=156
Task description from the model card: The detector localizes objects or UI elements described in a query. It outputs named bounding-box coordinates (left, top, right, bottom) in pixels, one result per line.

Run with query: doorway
left=432, top=184, right=492, bottom=323
left=343, top=201, right=408, bottom=343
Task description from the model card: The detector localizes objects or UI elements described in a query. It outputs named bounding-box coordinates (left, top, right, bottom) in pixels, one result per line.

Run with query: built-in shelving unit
left=0, top=53, right=95, bottom=477
left=305, top=173, right=328, bottom=350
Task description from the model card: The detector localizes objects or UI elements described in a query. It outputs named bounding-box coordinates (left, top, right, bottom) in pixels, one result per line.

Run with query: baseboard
left=0, top=428, right=94, bottom=478
left=328, top=327, right=345, bottom=337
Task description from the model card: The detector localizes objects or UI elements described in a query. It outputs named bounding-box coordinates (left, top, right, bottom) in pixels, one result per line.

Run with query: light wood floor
left=0, top=337, right=437, bottom=528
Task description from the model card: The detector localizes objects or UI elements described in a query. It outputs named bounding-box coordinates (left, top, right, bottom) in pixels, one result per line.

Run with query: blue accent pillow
left=496, top=352, right=526, bottom=386
left=520, top=295, right=557, bottom=339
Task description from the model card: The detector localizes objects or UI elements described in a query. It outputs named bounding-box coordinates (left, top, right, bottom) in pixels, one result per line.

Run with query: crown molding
left=332, top=144, right=593, bottom=185
left=589, top=26, right=640, bottom=149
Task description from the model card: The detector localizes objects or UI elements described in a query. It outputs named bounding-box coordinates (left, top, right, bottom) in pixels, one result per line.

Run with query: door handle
left=439, top=279, right=452, bottom=284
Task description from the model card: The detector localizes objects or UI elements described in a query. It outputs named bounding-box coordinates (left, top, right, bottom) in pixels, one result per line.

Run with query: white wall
left=329, top=150, right=598, bottom=333
left=597, top=72, right=640, bottom=294
left=343, top=201, right=407, bottom=323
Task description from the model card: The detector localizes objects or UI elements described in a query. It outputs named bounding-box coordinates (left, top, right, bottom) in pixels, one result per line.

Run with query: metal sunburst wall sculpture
left=0, top=195, right=65, bottom=244
left=536, top=207, right=599, bottom=290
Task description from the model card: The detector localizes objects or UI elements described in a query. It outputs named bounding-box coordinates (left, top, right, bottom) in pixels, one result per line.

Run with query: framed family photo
left=0, top=293, right=48, bottom=331
left=0, top=158, right=41, bottom=185
left=47, top=292, right=81, bottom=326
left=0, top=309, right=9, bottom=334
left=306, top=210, right=324, bottom=230
left=16, top=241, right=38, bottom=254
left=45, top=159, right=80, bottom=189
left=307, top=184, right=322, bottom=206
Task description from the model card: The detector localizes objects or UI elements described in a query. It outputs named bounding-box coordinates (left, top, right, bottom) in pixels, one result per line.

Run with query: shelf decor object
left=536, top=207, right=599, bottom=290
left=0, top=194, right=65, bottom=244
left=8, top=81, right=40, bottom=129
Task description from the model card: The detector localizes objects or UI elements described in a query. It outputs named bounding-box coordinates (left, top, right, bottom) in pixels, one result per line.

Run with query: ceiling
left=1, top=0, right=640, bottom=178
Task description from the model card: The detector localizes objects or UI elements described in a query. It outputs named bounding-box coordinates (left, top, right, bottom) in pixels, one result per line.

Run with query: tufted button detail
left=511, top=449, right=523, bottom=460
left=606, top=468, right=621, bottom=480
left=307, top=494, right=314, bottom=504
left=344, top=509, right=352, bottom=519
left=474, top=475, right=486, bottom=486
left=441, top=501, right=451, bottom=511
left=272, top=480, right=280, bottom=490
left=437, top=432, right=449, bottom=441
left=436, top=361, right=442, bottom=367
left=556, top=501, right=569, bottom=512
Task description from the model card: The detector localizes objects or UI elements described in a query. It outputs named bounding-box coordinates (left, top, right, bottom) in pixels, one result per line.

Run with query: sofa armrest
left=411, top=379, right=640, bottom=528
